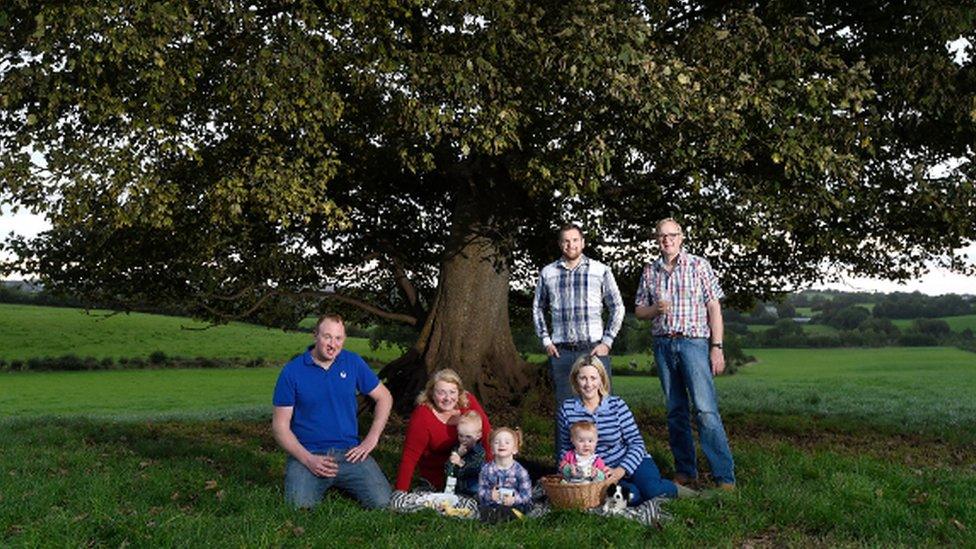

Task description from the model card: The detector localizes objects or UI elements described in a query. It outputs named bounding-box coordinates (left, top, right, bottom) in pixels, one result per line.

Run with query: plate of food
left=416, top=492, right=460, bottom=509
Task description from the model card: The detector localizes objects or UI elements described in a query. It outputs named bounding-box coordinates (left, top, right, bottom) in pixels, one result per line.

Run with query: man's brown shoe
left=672, top=473, right=695, bottom=486
left=717, top=482, right=736, bottom=491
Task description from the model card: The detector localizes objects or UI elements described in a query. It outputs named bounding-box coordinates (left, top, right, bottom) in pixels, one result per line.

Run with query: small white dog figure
left=602, top=483, right=630, bottom=513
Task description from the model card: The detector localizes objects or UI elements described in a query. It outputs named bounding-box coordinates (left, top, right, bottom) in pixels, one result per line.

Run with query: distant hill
left=2, top=280, right=42, bottom=293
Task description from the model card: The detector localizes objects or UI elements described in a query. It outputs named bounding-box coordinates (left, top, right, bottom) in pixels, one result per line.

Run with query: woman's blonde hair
left=415, top=368, right=470, bottom=409
left=489, top=427, right=523, bottom=453
left=569, top=355, right=611, bottom=398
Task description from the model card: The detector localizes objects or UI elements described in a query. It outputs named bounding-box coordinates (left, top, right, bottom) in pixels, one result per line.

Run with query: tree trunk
left=379, top=191, right=532, bottom=415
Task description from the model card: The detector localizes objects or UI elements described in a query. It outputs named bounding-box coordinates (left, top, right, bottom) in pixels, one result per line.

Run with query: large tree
left=2, top=1, right=974, bottom=409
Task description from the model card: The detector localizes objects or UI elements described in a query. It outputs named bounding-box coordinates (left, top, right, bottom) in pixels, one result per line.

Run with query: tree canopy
left=2, top=1, right=975, bottom=402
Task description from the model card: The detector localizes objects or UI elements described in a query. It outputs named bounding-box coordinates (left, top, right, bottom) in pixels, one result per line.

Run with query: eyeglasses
left=656, top=232, right=682, bottom=240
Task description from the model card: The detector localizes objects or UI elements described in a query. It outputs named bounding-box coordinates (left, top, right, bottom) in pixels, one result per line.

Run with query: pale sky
left=2, top=208, right=974, bottom=295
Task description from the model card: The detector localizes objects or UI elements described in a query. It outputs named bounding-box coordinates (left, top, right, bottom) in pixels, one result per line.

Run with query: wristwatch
left=710, top=342, right=723, bottom=349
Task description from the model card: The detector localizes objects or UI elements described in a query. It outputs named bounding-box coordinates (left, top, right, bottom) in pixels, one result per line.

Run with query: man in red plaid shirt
left=634, top=218, right=735, bottom=490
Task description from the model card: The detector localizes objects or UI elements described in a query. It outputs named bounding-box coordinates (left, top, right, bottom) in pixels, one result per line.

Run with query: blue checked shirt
left=532, top=255, right=625, bottom=349
left=556, top=396, right=647, bottom=475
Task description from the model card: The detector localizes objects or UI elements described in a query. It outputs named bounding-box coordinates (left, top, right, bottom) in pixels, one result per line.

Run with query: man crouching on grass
left=272, top=313, right=393, bottom=509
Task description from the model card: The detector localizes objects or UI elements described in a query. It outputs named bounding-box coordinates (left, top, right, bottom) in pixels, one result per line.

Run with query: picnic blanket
left=389, top=485, right=670, bottom=527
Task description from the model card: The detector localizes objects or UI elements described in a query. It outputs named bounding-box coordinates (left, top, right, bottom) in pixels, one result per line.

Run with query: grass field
left=3, top=415, right=972, bottom=547
left=3, top=306, right=976, bottom=546
left=0, top=303, right=402, bottom=364
left=5, top=347, right=975, bottom=443
left=745, top=322, right=838, bottom=335
left=748, top=313, right=976, bottom=336
left=890, top=313, right=976, bottom=332
left=617, top=347, right=976, bottom=443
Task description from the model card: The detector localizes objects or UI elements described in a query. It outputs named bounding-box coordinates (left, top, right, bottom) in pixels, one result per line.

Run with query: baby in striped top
left=558, top=421, right=611, bottom=483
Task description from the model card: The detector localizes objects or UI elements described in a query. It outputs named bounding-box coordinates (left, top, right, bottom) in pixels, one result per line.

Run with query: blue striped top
left=556, top=396, right=647, bottom=475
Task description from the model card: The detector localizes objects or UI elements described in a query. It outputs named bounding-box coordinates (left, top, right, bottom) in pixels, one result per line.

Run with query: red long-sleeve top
left=394, top=392, right=492, bottom=491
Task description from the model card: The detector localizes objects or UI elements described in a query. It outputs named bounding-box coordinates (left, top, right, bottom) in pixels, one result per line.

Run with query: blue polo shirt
left=272, top=347, right=380, bottom=453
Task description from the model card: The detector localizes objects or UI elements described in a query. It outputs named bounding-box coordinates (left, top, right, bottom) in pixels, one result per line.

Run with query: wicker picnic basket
left=540, top=475, right=611, bottom=510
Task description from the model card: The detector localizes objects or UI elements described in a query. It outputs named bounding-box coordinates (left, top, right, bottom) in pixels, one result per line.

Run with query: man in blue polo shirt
left=272, top=313, right=393, bottom=508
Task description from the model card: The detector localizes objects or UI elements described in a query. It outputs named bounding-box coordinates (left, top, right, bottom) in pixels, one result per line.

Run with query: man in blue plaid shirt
left=532, top=223, right=624, bottom=460
left=635, top=218, right=735, bottom=490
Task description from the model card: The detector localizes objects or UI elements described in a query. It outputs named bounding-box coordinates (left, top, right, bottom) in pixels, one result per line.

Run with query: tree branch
left=206, top=284, right=419, bottom=327
left=654, top=0, right=738, bottom=37
left=390, top=255, right=419, bottom=309
left=322, top=292, right=419, bottom=326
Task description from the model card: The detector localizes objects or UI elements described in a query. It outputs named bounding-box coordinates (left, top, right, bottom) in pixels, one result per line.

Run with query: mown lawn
left=617, top=347, right=976, bottom=443
left=4, top=347, right=976, bottom=440
left=2, top=343, right=975, bottom=545
left=0, top=303, right=401, bottom=364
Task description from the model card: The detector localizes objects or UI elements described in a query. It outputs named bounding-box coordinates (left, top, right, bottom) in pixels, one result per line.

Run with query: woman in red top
left=394, top=369, right=492, bottom=491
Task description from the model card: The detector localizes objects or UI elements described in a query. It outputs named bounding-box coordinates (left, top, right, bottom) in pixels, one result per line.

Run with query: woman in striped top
left=555, top=355, right=697, bottom=504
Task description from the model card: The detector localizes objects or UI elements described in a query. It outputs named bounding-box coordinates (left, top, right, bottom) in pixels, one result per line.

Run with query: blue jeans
left=619, top=457, right=678, bottom=504
left=653, top=337, right=735, bottom=484
left=284, top=450, right=392, bottom=509
left=550, top=348, right=612, bottom=462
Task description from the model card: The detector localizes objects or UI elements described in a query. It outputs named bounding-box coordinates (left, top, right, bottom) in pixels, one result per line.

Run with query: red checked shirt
left=634, top=251, right=724, bottom=338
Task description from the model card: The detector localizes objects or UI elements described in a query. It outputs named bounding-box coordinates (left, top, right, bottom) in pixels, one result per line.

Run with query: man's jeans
left=550, top=345, right=612, bottom=462
left=284, top=450, right=392, bottom=509
left=653, top=337, right=735, bottom=484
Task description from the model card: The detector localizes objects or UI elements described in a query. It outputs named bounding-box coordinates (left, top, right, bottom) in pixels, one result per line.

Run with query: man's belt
left=656, top=332, right=686, bottom=339
left=555, top=341, right=598, bottom=351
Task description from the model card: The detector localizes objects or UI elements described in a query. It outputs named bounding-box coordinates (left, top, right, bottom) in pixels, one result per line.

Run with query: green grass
left=2, top=409, right=973, bottom=545
left=0, top=368, right=280, bottom=418
left=3, top=305, right=976, bottom=545
left=5, top=348, right=976, bottom=444
left=794, top=306, right=814, bottom=317
left=745, top=322, right=838, bottom=335
left=617, top=347, right=976, bottom=443
left=890, top=313, right=976, bottom=332
left=743, top=313, right=976, bottom=335
left=0, top=303, right=401, bottom=364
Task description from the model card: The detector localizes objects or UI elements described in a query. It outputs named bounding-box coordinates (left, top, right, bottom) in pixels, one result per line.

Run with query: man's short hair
left=558, top=222, right=585, bottom=241
left=314, top=313, right=345, bottom=332
left=655, top=217, right=683, bottom=234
